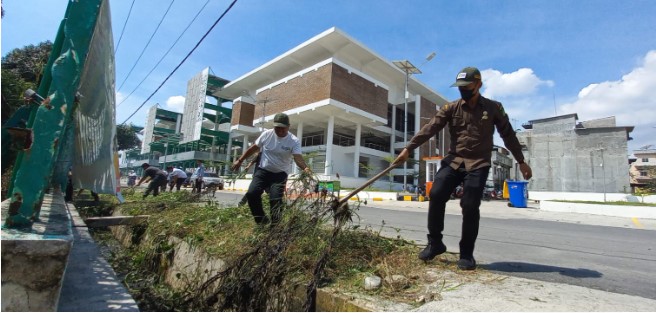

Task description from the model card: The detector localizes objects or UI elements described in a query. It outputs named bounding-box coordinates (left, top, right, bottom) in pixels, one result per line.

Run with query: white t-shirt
left=255, top=129, right=302, bottom=174
left=168, top=168, right=187, bottom=179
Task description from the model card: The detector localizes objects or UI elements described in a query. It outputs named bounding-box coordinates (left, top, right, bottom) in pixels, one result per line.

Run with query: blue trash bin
left=507, top=181, right=528, bottom=208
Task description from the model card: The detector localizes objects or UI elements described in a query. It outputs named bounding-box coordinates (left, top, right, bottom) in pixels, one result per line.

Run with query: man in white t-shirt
left=231, top=113, right=311, bottom=225
left=166, top=166, right=188, bottom=191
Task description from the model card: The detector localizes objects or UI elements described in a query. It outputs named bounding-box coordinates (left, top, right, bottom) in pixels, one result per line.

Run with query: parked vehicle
left=189, top=172, right=224, bottom=190
left=482, top=185, right=497, bottom=201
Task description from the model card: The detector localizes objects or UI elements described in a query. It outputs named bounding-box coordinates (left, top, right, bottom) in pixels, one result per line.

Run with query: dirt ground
left=345, top=269, right=656, bottom=312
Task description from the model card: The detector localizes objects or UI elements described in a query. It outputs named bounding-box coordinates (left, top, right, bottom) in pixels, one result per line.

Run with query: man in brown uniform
left=393, top=67, right=533, bottom=270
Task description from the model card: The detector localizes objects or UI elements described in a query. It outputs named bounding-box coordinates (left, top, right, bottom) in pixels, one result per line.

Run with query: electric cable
left=117, top=0, right=211, bottom=108
left=114, top=0, right=136, bottom=54
left=120, top=0, right=238, bottom=125
left=116, top=0, right=176, bottom=92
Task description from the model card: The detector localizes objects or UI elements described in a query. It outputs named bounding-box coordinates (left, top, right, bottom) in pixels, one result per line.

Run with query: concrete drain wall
left=1, top=194, right=73, bottom=311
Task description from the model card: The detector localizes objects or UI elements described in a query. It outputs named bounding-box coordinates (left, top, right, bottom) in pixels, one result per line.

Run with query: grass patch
left=85, top=186, right=477, bottom=311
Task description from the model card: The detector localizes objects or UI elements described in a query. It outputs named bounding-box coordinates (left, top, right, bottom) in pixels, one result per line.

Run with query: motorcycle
left=451, top=185, right=464, bottom=199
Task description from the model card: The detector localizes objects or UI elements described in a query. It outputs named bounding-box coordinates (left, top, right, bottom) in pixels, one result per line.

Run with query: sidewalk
left=57, top=202, right=139, bottom=312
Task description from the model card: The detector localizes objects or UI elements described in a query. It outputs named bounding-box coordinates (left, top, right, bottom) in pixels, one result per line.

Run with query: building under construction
left=120, top=68, right=237, bottom=175
left=517, top=114, right=634, bottom=193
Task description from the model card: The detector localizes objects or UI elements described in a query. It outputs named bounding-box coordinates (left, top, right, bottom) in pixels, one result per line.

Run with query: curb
left=397, top=195, right=427, bottom=202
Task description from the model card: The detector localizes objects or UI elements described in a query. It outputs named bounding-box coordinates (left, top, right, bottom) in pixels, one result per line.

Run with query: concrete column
left=391, top=105, right=396, bottom=153
left=175, top=114, right=182, bottom=134
left=224, top=132, right=233, bottom=176
left=294, top=122, right=304, bottom=174
left=354, top=123, right=362, bottom=177
left=414, top=95, right=421, bottom=186
left=225, top=132, right=233, bottom=161
left=242, top=135, right=249, bottom=152
left=325, top=116, right=335, bottom=176
left=240, top=135, right=249, bottom=170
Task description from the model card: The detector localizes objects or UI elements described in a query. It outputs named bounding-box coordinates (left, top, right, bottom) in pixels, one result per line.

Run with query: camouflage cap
left=450, top=67, right=481, bottom=87
left=273, top=113, right=290, bottom=127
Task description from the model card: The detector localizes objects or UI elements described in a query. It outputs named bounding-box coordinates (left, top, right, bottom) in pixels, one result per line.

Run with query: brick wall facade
left=254, top=65, right=332, bottom=121
left=231, top=100, right=255, bottom=127
left=329, top=64, right=388, bottom=119
left=250, top=63, right=388, bottom=121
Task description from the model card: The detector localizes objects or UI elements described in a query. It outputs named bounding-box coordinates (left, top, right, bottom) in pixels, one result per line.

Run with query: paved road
left=354, top=204, right=656, bottom=300
left=210, top=191, right=656, bottom=300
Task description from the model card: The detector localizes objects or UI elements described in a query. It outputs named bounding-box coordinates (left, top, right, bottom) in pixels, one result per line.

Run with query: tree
left=1, top=41, right=53, bottom=124
left=116, top=124, right=142, bottom=151
left=2, top=41, right=53, bottom=82
left=1, top=69, right=33, bottom=124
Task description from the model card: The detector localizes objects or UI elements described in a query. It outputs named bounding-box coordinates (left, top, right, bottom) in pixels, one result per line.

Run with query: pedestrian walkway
left=57, top=202, right=138, bottom=312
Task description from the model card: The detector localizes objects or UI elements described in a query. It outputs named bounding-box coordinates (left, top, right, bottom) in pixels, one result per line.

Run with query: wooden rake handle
left=338, top=164, right=399, bottom=205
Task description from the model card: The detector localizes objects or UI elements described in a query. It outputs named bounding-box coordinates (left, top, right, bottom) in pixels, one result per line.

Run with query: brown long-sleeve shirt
left=406, top=96, right=525, bottom=171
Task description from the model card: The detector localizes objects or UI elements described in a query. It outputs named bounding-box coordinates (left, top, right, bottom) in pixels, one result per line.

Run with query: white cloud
left=559, top=50, right=656, bottom=127
left=557, top=50, right=656, bottom=152
left=481, top=68, right=554, bottom=99
left=115, top=91, right=126, bottom=105
left=165, top=95, right=186, bottom=113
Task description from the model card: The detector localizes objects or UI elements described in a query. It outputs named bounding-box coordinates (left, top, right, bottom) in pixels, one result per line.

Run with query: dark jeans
left=246, top=167, right=287, bottom=224
left=428, top=162, right=490, bottom=259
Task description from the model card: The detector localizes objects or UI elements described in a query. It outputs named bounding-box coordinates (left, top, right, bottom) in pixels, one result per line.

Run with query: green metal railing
left=3, top=0, right=108, bottom=227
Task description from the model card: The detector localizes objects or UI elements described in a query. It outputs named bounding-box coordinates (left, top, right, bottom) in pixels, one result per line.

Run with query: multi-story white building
left=630, top=147, right=656, bottom=192
left=214, top=27, right=449, bottom=189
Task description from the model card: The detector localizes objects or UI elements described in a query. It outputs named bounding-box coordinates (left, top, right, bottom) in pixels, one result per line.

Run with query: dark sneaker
left=457, top=257, right=477, bottom=270
left=418, top=241, right=447, bottom=261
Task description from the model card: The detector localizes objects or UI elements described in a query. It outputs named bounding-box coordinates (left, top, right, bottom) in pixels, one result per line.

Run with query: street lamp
left=393, top=52, right=435, bottom=192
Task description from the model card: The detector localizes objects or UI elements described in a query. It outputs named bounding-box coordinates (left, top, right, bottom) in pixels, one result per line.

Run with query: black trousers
left=245, top=167, right=287, bottom=224
left=193, top=178, right=203, bottom=193
left=428, top=162, right=490, bottom=259
left=170, top=178, right=184, bottom=191
left=65, top=178, right=74, bottom=202
left=145, top=175, right=167, bottom=197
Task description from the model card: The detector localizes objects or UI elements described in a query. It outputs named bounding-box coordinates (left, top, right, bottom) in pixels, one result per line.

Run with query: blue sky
left=2, top=0, right=655, bottom=153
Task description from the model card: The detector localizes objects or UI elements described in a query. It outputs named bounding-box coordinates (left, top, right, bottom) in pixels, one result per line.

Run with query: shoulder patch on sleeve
left=497, top=103, right=507, bottom=117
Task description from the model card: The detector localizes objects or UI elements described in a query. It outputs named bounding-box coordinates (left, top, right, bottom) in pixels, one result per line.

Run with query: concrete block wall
left=519, top=115, right=631, bottom=193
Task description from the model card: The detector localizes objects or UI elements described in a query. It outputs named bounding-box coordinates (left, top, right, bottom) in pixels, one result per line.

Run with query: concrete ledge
left=529, top=191, right=656, bottom=204
left=540, top=200, right=656, bottom=219
left=1, top=193, right=73, bottom=311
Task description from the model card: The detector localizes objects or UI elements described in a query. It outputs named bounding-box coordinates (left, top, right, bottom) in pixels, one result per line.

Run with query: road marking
left=631, top=217, right=644, bottom=229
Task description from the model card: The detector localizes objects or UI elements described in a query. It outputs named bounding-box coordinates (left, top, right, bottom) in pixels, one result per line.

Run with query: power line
left=117, top=0, right=211, bottom=108
left=116, top=0, right=176, bottom=93
left=114, top=0, right=136, bottom=54
left=120, top=0, right=239, bottom=125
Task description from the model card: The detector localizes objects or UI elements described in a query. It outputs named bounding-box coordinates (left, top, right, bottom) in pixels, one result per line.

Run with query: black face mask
left=459, top=87, right=476, bottom=101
